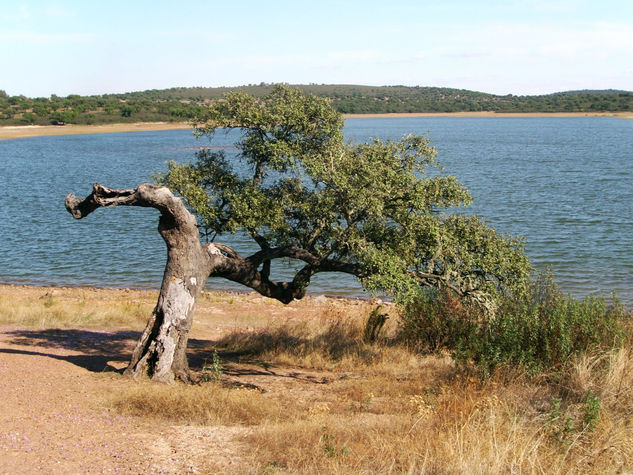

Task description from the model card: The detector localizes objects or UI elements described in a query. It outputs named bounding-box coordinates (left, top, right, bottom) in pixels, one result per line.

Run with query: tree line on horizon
left=0, top=84, right=631, bottom=126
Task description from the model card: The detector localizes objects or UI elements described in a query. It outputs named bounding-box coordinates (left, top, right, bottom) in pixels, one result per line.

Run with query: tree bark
left=66, top=183, right=362, bottom=383
left=66, top=183, right=212, bottom=383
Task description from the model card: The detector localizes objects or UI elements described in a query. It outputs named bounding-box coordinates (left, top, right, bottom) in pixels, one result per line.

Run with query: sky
left=1, top=0, right=632, bottom=98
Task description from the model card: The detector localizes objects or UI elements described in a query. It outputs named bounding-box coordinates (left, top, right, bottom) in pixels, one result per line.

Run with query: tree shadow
left=0, top=347, right=124, bottom=373
left=3, top=329, right=218, bottom=374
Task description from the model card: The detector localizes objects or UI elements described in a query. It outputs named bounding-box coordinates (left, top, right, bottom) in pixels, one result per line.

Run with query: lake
left=1, top=117, right=632, bottom=304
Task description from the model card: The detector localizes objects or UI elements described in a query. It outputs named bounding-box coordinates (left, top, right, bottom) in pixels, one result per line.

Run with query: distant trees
left=1, top=86, right=631, bottom=126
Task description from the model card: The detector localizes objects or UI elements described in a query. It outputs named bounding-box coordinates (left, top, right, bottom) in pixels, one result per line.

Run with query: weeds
left=201, top=350, right=223, bottom=382
left=400, top=272, right=628, bottom=375
left=363, top=305, right=389, bottom=343
left=544, top=391, right=602, bottom=445
left=582, top=390, right=601, bottom=432
left=320, top=425, right=350, bottom=458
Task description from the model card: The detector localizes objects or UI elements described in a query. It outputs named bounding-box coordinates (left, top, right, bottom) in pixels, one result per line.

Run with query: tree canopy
left=160, top=85, right=530, bottom=309
left=67, top=85, right=531, bottom=382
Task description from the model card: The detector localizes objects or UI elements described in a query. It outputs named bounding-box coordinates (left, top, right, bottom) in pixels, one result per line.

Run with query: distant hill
left=1, top=85, right=631, bottom=126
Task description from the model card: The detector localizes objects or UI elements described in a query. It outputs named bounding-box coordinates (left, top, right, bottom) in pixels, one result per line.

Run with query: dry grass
left=3, top=284, right=632, bottom=472
left=241, top=352, right=633, bottom=474
left=215, top=300, right=405, bottom=371
left=0, top=285, right=155, bottom=328
left=109, top=302, right=633, bottom=473
left=111, top=381, right=289, bottom=426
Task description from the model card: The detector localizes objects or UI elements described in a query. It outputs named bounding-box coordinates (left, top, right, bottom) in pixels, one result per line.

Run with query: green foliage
left=545, top=391, right=602, bottom=444
left=320, top=425, right=350, bottom=458
left=582, top=390, right=601, bottom=432
left=1, top=86, right=631, bottom=127
left=545, top=397, right=576, bottom=443
left=400, top=271, right=627, bottom=374
left=201, top=350, right=223, bottom=382
left=159, top=85, right=530, bottom=305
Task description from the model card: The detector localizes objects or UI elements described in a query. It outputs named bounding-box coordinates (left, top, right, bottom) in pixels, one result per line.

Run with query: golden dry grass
left=214, top=301, right=404, bottom=371
left=111, top=302, right=633, bottom=473
left=111, top=381, right=289, bottom=426
left=0, top=285, right=155, bottom=328
left=2, top=284, right=632, bottom=473
left=237, top=348, right=633, bottom=474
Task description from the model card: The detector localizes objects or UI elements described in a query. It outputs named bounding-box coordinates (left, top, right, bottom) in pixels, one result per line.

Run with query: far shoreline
left=0, top=121, right=193, bottom=141
left=1, top=111, right=631, bottom=141
left=343, top=111, right=633, bottom=119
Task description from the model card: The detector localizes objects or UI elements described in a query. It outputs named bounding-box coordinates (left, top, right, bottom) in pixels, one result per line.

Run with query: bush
left=399, top=289, right=482, bottom=353
left=400, top=273, right=628, bottom=374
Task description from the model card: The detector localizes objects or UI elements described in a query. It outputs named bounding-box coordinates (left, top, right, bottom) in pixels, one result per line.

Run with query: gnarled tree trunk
left=66, top=183, right=357, bottom=382
left=66, top=183, right=213, bottom=382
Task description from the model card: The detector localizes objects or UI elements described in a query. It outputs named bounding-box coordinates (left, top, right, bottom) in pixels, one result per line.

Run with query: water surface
left=1, top=117, right=631, bottom=303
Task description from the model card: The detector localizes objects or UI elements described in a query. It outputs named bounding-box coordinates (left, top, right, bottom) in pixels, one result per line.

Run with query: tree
left=65, top=85, right=529, bottom=383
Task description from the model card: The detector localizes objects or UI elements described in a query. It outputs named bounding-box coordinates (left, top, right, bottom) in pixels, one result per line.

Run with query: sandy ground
left=0, top=284, right=373, bottom=474
left=0, top=328, right=161, bottom=474
left=0, top=122, right=192, bottom=141
left=1, top=112, right=631, bottom=141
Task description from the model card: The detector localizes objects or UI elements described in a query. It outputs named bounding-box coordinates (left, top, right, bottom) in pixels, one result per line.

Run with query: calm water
left=1, top=117, right=632, bottom=304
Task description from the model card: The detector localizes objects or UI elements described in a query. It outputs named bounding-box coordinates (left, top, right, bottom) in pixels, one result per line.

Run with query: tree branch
left=413, top=271, right=469, bottom=297
left=207, top=243, right=364, bottom=304
left=65, top=183, right=198, bottom=233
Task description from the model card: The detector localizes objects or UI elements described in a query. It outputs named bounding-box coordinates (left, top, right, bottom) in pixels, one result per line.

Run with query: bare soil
left=0, top=284, right=374, bottom=473
left=0, top=122, right=192, bottom=141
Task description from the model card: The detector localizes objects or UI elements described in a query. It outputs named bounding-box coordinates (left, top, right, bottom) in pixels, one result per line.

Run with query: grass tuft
left=110, top=381, right=288, bottom=426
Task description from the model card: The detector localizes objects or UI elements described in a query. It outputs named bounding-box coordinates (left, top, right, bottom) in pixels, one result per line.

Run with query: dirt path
left=0, top=326, right=257, bottom=473
left=0, top=325, right=350, bottom=474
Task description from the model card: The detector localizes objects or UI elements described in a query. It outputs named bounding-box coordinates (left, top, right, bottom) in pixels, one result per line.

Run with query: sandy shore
left=1, top=112, right=631, bottom=141
left=0, top=121, right=192, bottom=141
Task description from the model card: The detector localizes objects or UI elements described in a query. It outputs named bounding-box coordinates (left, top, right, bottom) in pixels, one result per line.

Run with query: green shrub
left=399, top=289, right=482, bottom=353
left=400, top=272, right=628, bottom=374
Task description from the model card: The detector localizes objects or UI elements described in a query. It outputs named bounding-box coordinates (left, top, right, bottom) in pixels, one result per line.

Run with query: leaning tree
left=66, top=85, right=529, bottom=383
